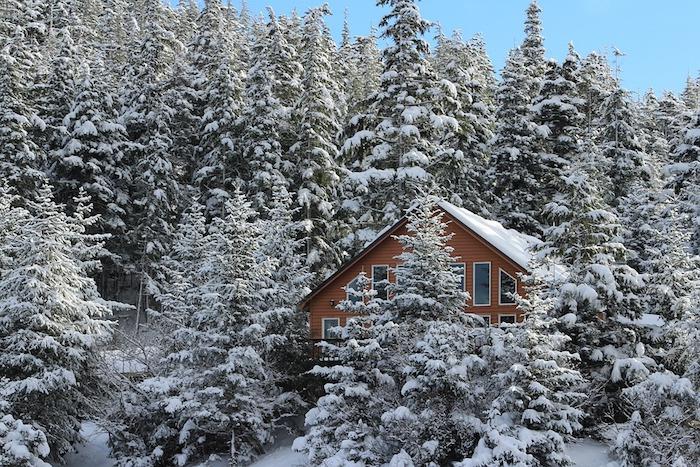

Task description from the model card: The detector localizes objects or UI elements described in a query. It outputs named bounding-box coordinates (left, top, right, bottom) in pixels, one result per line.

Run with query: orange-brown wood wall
left=305, top=210, right=528, bottom=339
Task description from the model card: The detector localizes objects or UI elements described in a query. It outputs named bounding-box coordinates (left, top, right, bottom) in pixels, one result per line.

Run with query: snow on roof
left=438, top=200, right=539, bottom=270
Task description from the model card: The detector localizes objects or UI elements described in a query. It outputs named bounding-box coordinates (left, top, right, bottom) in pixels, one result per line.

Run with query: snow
left=55, top=423, right=309, bottom=467
left=438, top=200, right=539, bottom=270
left=57, top=422, right=113, bottom=467
left=565, top=439, right=618, bottom=467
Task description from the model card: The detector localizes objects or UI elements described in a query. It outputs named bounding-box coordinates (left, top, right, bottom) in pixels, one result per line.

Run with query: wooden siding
left=305, top=210, right=527, bottom=339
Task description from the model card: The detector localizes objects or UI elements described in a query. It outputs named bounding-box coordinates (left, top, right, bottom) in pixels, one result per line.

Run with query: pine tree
left=488, top=47, right=543, bottom=235
left=240, top=16, right=288, bottom=211
left=50, top=64, right=131, bottom=235
left=290, top=5, right=343, bottom=272
left=598, top=86, right=649, bottom=204
left=521, top=0, right=546, bottom=100
left=537, top=164, right=652, bottom=423
left=0, top=185, right=113, bottom=462
left=111, top=190, right=289, bottom=466
left=666, top=109, right=700, bottom=254
left=342, top=0, right=451, bottom=239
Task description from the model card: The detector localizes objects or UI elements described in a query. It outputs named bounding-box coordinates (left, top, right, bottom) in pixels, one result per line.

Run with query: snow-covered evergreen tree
left=50, top=64, right=131, bottom=235
left=110, top=189, right=292, bottom=466
left=521, top=0, right=546, bottom=100
left=240, top=13, right=288, bottom=211
left=537, top=164, right=652, bottom=423
left=0, top=28, right=45, bottom=202
left=530, top=50, right=585, bottom=220
left=342, top=0, right=452, bottom=241
left=488, top=47, right=543, bottom=235
left=598, top=86, right=649, bottom=204
left=666, top=109, right=700, bottom=254
left=0, top=184, right=113, bottom=462
left=290, top=5, right=343, bottom=273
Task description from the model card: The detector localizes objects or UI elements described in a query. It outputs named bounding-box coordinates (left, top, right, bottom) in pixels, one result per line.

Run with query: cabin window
left=473, top=262, right=491, bottom=305
left=481, top=314, right=492, bottom=326
left=372, top=265, right=389, bottom=300
left=450, top=263, right=466, bottom=291
left=499, top=314, right=516, bottom=325
left=499, top=269, right=517, bottom=305
left=322, top=318, right=340, bottom=339
left=346, top=276, right=363, bottom=303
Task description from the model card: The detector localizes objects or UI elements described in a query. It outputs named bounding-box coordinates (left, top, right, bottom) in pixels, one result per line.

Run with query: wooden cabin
left=298, top=200, right=538, bottom=346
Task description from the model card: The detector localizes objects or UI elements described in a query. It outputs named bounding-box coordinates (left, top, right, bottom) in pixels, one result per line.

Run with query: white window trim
left=498, top=268, right=518, bottom=306
left=480, top=314, right=492, bottom=326
left=322, top=318, right=341, bottom=339
left=450, top=262, right=466, bottom=291
left=498, top=313, right=517, bottom=325
left=372, top=265, right=389, bottom=298
left=472, top=262, right=491, bottom=306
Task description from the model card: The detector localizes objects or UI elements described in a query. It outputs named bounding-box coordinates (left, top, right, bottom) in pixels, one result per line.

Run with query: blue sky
left=234, top=0, right=699, bottom=96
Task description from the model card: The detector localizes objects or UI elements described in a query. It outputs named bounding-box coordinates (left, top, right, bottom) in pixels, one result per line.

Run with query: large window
left=322, top=318, right=340, bottom=339
left=372, top=265, right=389, bottom=300
left=346, top=276, right=363, bottom=303
left=473, top=262, right=491, bottom=305
left=450, top=263, right=466, bottom=291
left=499, top=269, right=517, bottom=305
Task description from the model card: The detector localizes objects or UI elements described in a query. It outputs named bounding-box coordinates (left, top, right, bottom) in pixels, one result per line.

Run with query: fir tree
left=290, top=4, right=343, bottom=272
left=342, top=0, right=452, bottom=238
left=521, top=0, right=546, bottom=100
left=488, top=47, right=542, bottom=235
left=0, top=185, right=113, bottom=462
left=537, top=164, right=652, bottom=423
left=50, top=64, right=131, bottom=235
left=666, top=109, right=700, bottom=254
left=110, top=190, right=289, bottom=466
left=598, top=86, right=649, bottom=204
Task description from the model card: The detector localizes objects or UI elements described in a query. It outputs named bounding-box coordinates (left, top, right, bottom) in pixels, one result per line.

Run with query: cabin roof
left=298, top=200, right=539, bottom=310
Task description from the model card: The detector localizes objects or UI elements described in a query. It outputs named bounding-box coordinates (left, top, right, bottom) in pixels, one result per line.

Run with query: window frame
left=472, top=261, right=492, bottom=306
left=450, top=262, right=466, bottom=291
left=371, top=264, right=390, bottom=300
left=322, top=317, right=341, bottom=339
left=498, top=314, right=517, bottom=325
left=480, top=314, right=492, bottom=326
left=498, top=268, right=518, bottom=306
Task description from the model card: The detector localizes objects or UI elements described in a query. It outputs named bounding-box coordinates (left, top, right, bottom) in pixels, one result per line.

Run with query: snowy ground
left=57, top=423, right=614, bottom=467
left=57, top=422, right=308, bottom=467
left=566, top=439, right=619, bottom=467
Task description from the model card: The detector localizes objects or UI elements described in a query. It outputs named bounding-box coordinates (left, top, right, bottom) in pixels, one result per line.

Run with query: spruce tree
left=598, top=86, right=649, bottom=204
left=0, top=185, right=113, bottom=462
left=110, top=190, right=290, bottom=466
left=290, top=5, right=343, bottom=272
left=521, top=0, right=546, bottom=100
left=537, top=164, right=652, bottom=423
left=488, top=48, right=543, bottom=235
left=50, top=64, right=131, bottom=235
left=666, top=109, right=700, bottom=254
left=342, top=0, right=451, bottom=239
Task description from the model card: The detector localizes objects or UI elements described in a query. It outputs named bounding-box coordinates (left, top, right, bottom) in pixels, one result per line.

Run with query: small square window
left=323, top=318, right=340, bottom=339
left=499, top=314, right=516, bottom=325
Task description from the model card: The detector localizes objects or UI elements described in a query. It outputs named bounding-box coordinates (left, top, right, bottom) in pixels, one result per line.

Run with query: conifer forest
left=0, top=0, right=699, bottom=465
